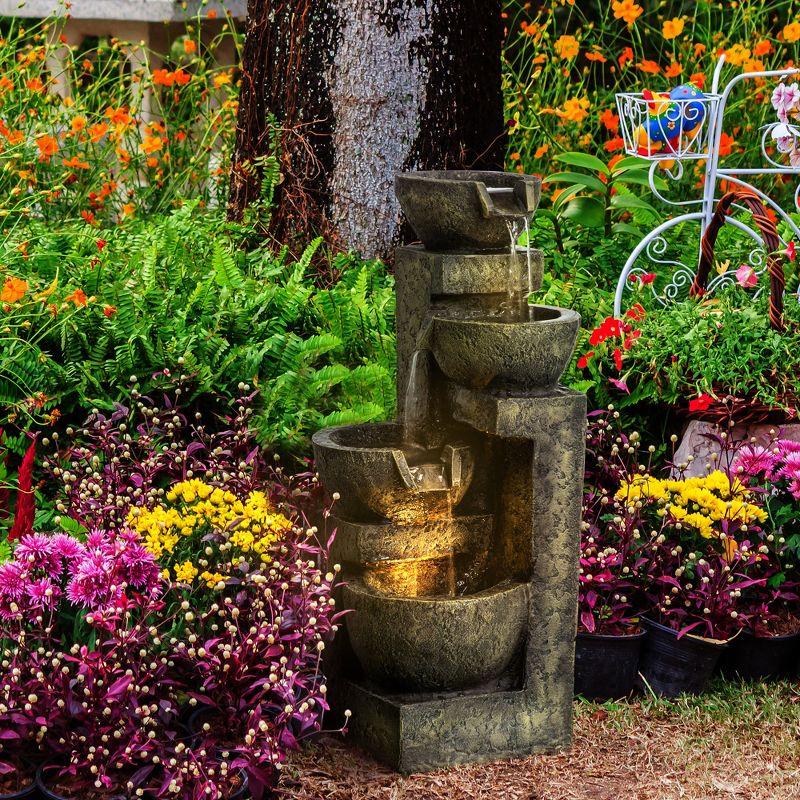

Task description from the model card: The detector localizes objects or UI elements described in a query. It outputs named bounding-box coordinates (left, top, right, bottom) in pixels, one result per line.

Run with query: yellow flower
left=554, top=35, right=580, bottom=60
left=174, top=561, right=198, bottom=583
left=784, top=22, right=800, bottom=43
left=612, top=0, right=643, bottom=25
left=662, top=17, right=684, bottom=40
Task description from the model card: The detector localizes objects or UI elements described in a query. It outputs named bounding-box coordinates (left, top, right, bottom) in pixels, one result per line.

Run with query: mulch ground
left=278, top=690, right=800, bottom=800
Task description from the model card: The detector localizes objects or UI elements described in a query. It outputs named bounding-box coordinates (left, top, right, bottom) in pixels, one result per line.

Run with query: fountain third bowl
left=431, top=304, right=581, bottom=391
left=344, top=580, right=529, bottom=692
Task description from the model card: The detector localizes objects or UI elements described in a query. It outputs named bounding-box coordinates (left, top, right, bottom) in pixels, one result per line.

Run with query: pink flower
left=734, top=444, right=776, bottom=478
left=51, top=533, right=85, bottom=562
left=26, top=577, right=60, bottom=608
left=772, top=82, right=800, bottom=123
left=15, top=533, right=62, bottom=576
left=735, top=264, right=758, bottom=288
left=0, top=561, right=28, bottom=599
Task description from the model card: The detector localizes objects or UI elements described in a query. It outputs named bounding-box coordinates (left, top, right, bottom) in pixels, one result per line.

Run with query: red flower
left=623, top=330, right=641, bottom=350
left=588, top=316, right=622, bottom=346
left=577, top=351, right=595, bottom=369
left=8, top=438, right=37, bottom=541
left=688, top=393, right=715, bottom=413
left=625, top=303, right=646, bottom=321
left=613, top=347, right=623, bottom=371
left=787, top=241, right=796, bottom=262
left=96, top=238, right=107, bottom=251
left=102, top=304, right=117, bottom=318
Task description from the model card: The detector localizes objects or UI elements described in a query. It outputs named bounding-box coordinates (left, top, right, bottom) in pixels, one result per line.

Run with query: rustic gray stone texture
left=431, top=305, right=580, bottom=390
left=343, top=581, right=529, bottom=692
left=395, top=171, right=541, bottom=251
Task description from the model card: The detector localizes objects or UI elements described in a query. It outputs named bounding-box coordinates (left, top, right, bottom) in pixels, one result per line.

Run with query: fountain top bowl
left=395, top=170, right=541, bottom=252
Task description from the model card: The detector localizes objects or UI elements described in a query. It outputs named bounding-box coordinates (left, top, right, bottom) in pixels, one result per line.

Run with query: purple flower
left=26, top=577, right=60, bottom=608
left=772, top=82, right=800, bottom=123
left=66, top=552, right=115, bottom=608
left=119, top=540, right=161, bottom=592
left=15, top=533, right=62, bottom=577
left=0, top=562, right=28, bottom=599
left=51, top=533, right=85, bottom=563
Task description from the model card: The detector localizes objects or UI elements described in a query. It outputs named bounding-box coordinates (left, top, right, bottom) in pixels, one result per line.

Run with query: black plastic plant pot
left=720, top=631, right=800, bottom=681
left=36, top=764, right=127, bottom=800
left=0, top=770, right=37, bottom=800
left=637, top=618, right=726, bottom=697
left=574, top=629, right=646, bottom=700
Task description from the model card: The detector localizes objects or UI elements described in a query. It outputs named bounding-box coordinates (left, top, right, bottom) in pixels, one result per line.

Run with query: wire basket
left=616, top=92, right=720, bottom=161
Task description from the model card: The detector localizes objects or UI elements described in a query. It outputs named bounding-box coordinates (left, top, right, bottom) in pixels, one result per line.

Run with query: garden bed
left=281, top=683, right=800, bottom=800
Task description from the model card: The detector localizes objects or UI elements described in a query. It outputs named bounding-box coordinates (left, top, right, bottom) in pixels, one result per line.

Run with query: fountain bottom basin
left=344, top=580, right=529, bottom=692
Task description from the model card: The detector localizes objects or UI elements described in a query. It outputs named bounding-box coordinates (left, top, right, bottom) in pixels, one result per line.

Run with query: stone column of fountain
left=312, top=171, right=585, bottom=773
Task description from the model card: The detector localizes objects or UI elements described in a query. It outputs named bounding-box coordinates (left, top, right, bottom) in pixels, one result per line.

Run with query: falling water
left=402, top=349, right=429, bottom=448
left=504, top=215, right=534, bottom=321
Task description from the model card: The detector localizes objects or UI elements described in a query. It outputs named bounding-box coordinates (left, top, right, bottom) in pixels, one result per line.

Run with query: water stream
left=504, top=215, right=535, bottom=322
left=402, top=348, right=428, bottom=449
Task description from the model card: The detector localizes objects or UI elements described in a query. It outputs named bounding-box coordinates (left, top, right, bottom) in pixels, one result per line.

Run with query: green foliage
left=0, top=206, right=395, bottom=455
left=542, top=153, right=663, bottom=240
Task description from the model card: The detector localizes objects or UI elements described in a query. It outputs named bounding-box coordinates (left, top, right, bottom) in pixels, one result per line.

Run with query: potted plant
left=719, top=440, right=800, bottom=679
left=618, top=469, right=769, bottom=695
left=575, top=410, right=647, bottom=700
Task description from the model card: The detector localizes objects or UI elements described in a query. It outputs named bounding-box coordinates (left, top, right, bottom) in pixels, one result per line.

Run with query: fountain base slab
left=339, top=680, right=568, bottom=774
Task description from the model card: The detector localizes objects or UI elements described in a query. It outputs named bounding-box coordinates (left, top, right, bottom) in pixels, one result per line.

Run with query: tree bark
left=228, top=0, right=506, bottom=259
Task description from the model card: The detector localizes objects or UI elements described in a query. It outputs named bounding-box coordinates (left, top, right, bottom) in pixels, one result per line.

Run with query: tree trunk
left=228, top=0, right=506, bottom=259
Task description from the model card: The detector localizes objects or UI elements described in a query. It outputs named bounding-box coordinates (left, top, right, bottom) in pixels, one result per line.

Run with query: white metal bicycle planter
left=613, top=54, right=800, bottom=317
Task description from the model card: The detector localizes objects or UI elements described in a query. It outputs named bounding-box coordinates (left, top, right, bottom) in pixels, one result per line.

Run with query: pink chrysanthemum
left=734, top=445, right=776, bottom=478
left=50, top=533, right=85, bottom=562
left=66, top=552, right=114, bottom=608
left=0, top=561, right=28, bottom=599
left=119, top=541, right=161, bottom=592
left=15, top=533, right=62, bottom=577
left=26, top=577, right=60, bottom=608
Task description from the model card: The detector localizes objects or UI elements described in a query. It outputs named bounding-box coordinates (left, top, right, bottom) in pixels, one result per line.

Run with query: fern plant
left=0, top=205, right=396, bottom=455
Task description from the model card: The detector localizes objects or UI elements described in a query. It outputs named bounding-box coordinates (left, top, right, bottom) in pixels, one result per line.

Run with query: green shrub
left=0, top=205, right=396, bottom=455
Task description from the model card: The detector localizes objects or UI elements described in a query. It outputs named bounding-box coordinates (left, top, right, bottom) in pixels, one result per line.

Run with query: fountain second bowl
left=344, top=580, right=529, bottom=692
left=431, top=304, right=580, bottom=391
left=395, top=170, right=541, bottom=251
left=312, top=423, right=474, bottom=524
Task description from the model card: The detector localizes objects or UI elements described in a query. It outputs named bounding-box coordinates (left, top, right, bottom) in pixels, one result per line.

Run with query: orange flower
left=152, top=68, right=174, bottom=87
left=586, top=50, right=607, bottom=63
left=637, top=60, right=660, bottom=74
left=62, top=155, right=90, bottom=169
left=753, top=40, right=773, bottom=57
left=207, top=8, right=217, bottom=18
left=719, top=132, right=735, bottom=156
left=121, top=203, right=135, bottom=217
left=70, top=115, right=87, bottom=134
left=784, top=22, right=800, bottom=43
left=141, top=135, right=164, bottom=154
left=558, top=96, right=590, bottom=124
left=694, top=43, right=707, bottom=58
left=104, top=106, right=133, bottom=129
left=146, top=156, right=159, bottom=168
left=80, top=211, right=96, bottom=226
left=36, top=134, right=58, bottom=162
left=25, top=77, right=44, bottom=92
left=725, top=44, right=751, bottom=66
left=64, top=288, right=88, bottom=307
left=88, top=122, right=109, bottom=143
left=690, top=71, right=706, bottom=89
left=1, top=276, right=28, bottom=303
left=534, top=143, right=549, bottom=159
left=172, top=69, right=191, bottom=86
left=743, top=58, right=765, bottom=73
left=102, top=304, right=117, bottom=318
left=604, top=136, right=625, bottom=152
left=618, top=47, right=634, bottom=68
left=600, top=108, right=619, bottom=132
left=612, top=0, right=643, bottom=25
left=0, top=76, right=13, bottom=94
left=662, top=18, right=684, bottom=40
left=665, top=62, right=683, bottom=78
left=183, top=39, right=197, bottom=55
left=554, top=34, right=579, bottom=60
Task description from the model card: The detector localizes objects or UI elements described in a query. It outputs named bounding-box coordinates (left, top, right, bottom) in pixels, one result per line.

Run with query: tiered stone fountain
left=312, top=170, right=585, bottom=773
